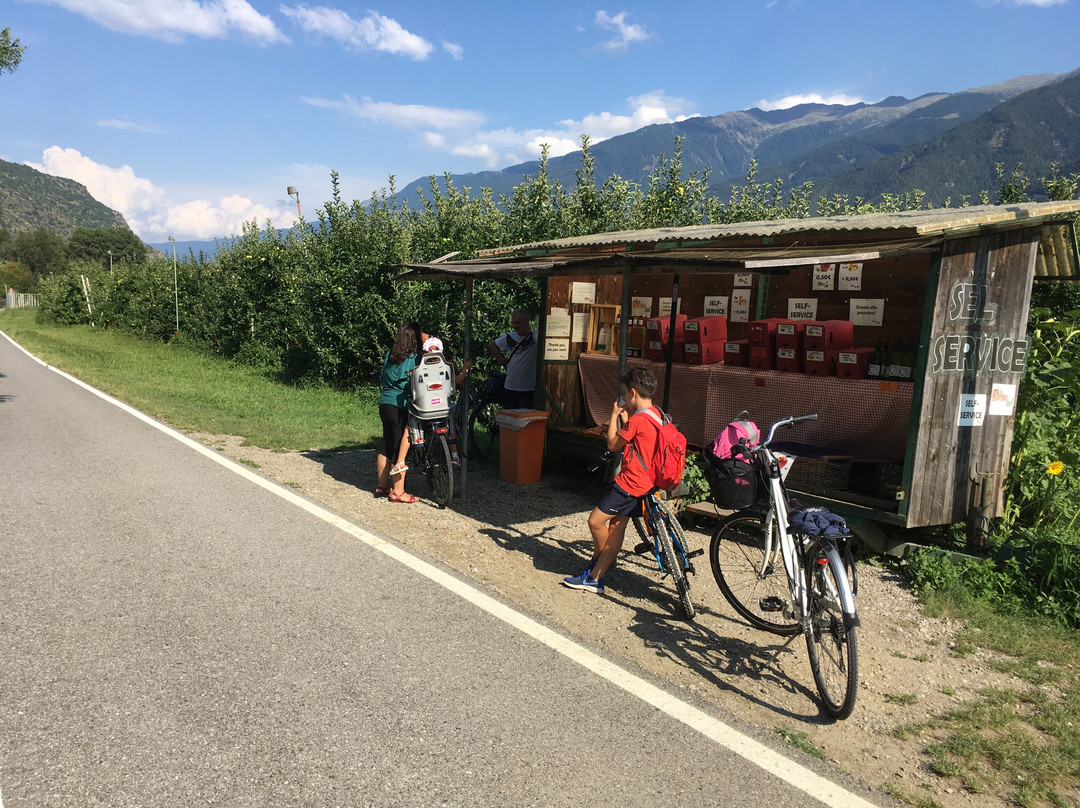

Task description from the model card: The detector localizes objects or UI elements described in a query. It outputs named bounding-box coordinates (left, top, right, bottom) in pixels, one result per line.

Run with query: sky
left=2, top=0, right=1079, bottom=244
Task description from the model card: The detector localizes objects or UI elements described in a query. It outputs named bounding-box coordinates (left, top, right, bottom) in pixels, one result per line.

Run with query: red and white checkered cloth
left=578, top=354, right=912, bottom=463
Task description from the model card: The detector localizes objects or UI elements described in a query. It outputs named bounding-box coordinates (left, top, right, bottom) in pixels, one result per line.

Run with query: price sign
left=813, top=264, right=835, bottom=290
left=838, top=263, right=863, bottom=291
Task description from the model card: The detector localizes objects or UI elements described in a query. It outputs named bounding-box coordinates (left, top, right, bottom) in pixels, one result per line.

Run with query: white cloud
left=594, top=10, right=650, bottom=54
left=28, top=0, right=288, bottom=44
left=280, top=5, right=433, bottom=59
left=308, top=90, right=695, bottom=169
left=755, top=92, right=866, bottom=111
left=97, top=119, right=163, bottom=134
left=26, top=146, right=296, bottom=240
left=442, top=41, right=464, bottom=60
left=302, top=95, right=486, bottom=130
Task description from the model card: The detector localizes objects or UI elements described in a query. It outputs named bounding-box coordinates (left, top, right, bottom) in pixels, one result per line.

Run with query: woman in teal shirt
left=376, top=323, right=420, bottom=502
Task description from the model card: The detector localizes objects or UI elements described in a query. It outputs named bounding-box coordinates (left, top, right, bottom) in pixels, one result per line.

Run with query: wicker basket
left=773, top=442, right=853, bottom=490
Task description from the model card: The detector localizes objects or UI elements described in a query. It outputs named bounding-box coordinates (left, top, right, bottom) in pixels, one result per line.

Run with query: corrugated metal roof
left=478, top=201, right=1080, bottom=257
left=1036, top=221, right=1080, bottom=281
left=396, top=201, right=1080, bottom=281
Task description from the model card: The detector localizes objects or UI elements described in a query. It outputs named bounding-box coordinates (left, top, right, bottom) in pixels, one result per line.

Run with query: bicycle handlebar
left=762, top=413, right=818, bottom=447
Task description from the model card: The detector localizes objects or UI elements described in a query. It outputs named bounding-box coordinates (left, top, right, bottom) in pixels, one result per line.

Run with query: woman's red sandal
left=389, top=491, right=419, bottom=504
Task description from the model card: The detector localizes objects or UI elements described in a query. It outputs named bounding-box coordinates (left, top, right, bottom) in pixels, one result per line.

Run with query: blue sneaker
left=562, top=570, right=605, bottom=594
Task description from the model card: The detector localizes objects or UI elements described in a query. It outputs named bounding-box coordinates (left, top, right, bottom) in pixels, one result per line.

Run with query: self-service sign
left=957, top=394, right=987, bottom=427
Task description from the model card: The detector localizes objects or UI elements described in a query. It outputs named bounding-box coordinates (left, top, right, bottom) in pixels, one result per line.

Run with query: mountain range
left=399, top=68, right=1080, bottom=207
left=3, top=67, right=1079, bottom=253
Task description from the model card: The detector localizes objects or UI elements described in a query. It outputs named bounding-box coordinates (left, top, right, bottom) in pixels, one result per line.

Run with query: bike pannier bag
left=410, top=351, right=455, bottom=419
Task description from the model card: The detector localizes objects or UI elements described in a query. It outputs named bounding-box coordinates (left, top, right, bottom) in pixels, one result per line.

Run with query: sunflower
left=1047, top=461, right=1064, bottom=476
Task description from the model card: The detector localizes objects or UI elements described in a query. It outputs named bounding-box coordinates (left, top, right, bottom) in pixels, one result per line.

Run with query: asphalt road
left=0, top=329, right=891, bottom=807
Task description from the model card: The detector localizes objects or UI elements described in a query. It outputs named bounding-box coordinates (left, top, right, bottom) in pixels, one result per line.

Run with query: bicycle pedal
left=759, top=596, right=785, bottom=612
left=686, top=548, right=704, bottom=559
left=633, top=541, right=652, bottom=556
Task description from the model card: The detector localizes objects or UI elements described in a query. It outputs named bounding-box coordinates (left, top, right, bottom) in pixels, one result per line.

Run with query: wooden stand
left=586, top=304, right=621, bottom=355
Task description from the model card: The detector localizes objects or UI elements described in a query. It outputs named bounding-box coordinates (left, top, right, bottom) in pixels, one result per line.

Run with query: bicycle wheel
left=805, top=549, right=859, bottom=719
left=469, top=399, right=501, bottom=460
left=425, top=433, right=453, bottom=508
left=710, top=513, right=799, bottom=635
left=653, top=501, right=696, bottom=621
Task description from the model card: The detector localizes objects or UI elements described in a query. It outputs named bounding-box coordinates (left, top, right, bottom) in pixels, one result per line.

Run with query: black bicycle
left=467, top=371, right=504, bottom=460
left=407, top=409, right=454, bottom=508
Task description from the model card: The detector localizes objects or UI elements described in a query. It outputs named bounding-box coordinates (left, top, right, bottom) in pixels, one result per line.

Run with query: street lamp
left=287, top=185, right=301, bottom=218
left=107, top=250, right=113, bottom=272
left=168, top=236, right=179, bottom=335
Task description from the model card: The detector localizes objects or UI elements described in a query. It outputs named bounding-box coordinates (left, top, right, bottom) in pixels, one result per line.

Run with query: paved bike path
left=0, top=330, right=892, bottom=807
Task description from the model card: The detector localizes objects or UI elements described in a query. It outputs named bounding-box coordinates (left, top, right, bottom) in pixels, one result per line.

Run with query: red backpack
left=633, top=408, right=688, bottom=494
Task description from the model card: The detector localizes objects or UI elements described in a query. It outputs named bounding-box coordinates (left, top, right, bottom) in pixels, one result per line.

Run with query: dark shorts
left=596, top=483, right=643, bottom=517
left=379, top=403, right=409, bottom=460
left=502, top=388, right=535, bottom=409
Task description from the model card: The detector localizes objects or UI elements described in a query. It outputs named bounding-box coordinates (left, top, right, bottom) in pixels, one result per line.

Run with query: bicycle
left=707, top=414, right=860, bottom=719
left=406, top=408, right=454, bottom=508
left=467, top=371, right=504, bottom=460
left=591, top=451, right=702, bottom=620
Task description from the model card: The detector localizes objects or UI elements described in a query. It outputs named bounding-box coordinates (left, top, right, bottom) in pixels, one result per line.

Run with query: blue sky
left=2, top=0, right=1078, bottom=242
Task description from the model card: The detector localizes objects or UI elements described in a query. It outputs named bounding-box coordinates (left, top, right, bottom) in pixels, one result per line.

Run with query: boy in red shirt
left=563, top=367, right=660, bottom=595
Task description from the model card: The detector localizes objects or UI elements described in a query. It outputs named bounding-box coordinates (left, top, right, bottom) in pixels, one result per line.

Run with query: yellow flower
left=1048, top=461, right=1064, bottom=476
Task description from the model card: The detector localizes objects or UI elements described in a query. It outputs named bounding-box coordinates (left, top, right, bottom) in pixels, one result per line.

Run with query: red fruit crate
left=828, top=346, right=875, bottom=379
left=804, top=349, right=832, bottom=376
left=684, top=316, right=727, bottom=344
left=775, top=321, right=806, bottom=350
left=804, top=320, right=854, bottom=352
left=645, top=314, right=687, bottom=343
left=775, top=346, right=803, bottom=373
left=683, top=340, right=725, bottom=365
left=749, top=344, right=774, bottom=370
left=724, top=340, right=749, bottom=367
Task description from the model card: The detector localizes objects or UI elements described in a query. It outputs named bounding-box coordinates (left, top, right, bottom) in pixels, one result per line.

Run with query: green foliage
left=66, top=226, right=148, bottom=267
left=1041, top=162, right=1080, bottom=202
left=0, top=26, right=24, bottom=75
left=0, top=259, right=33, bottom=292
left=995, top=162, right=1031, bottom=204
left=680, top=453, right=710, bottom=505
left=7, top=228, right=67, bottom=281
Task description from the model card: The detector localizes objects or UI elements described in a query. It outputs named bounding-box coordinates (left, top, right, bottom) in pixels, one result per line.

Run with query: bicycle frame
left=755, top=419, right=858, bottom=631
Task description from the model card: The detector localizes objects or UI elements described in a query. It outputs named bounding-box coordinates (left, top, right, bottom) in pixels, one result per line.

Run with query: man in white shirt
left=488, top=309, right=538, bottom=409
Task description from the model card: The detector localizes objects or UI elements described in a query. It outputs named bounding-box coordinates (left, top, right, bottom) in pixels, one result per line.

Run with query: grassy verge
left=0, top=309, right=381, bottom=450
left=892, top=587, right=1080, bottom=808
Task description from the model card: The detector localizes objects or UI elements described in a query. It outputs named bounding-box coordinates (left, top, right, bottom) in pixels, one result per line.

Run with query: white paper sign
left=544, top=338, right=570, bottom=360
left=631, top=296, right=652, bottom=318
left=734, top=272, right=753, bottom=288
left=838, top=263, right=863, bottom=291
left=572, top=312, right=589, bottom=342
left=989, top=383, right=1017, bottom=416
left=731, top=290, right=751, bottom=323
left=658, top=297, right=682, bottom=316
left=787, top=298, right=818, bottom=320
left=813, top=264, right=835, bottom=291
left=850, top=298, right=885, bottom=327
left=957, top=394, right=987, bottom=426
left=546, top=307, right=570, bottom=338
left=703, top=295, right=729, bottom=317
left=571, top=282, right=595, bottom=305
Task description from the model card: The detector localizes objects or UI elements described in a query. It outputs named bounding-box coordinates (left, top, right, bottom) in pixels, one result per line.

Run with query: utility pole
left=169, top=236, right=179, bottom=335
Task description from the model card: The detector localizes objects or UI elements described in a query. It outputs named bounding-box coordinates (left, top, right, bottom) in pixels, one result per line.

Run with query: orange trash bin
left=496, top=409, right=548, bottom=484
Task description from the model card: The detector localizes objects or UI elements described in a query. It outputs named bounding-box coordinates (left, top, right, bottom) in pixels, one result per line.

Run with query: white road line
left=2, top=331, right=880, bottom=808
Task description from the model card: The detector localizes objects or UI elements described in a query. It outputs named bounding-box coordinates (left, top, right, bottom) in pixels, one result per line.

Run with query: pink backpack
left=712, top=416, right=760, bottom=461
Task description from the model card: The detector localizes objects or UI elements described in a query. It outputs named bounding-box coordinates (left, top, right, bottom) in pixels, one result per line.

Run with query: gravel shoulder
left=198, top=434, right=1037, bottom=808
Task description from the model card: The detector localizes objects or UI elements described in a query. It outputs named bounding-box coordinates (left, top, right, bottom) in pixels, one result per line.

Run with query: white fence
left=4, top=289, right=39, bottom=309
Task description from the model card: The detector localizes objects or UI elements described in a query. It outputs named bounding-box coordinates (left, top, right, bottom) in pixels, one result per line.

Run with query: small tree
left=0, top=27, right=25, bottom=75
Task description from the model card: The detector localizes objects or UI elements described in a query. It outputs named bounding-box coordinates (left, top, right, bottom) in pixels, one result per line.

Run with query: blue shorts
left=596, top=483, right=643, bottom=517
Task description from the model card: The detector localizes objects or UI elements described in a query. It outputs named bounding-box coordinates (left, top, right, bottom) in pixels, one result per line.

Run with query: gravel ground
left=196, top=433, right=1059, bottom=808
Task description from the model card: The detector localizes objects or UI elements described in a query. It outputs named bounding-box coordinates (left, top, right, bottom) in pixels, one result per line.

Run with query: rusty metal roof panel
left=1035, top=221, right=1080, bottom=281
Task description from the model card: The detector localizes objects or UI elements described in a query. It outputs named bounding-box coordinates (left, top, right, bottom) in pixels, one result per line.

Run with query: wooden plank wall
left=906, top=228, right=1039, bottom=528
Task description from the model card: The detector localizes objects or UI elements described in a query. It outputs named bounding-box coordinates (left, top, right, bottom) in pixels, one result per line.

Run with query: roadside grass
left=891, top=588, right=1080, bottom=808
left=0, top=309, right=381, bottom=450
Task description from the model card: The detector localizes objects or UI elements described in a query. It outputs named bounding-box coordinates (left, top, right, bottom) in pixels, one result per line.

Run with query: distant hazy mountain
left=399, top=70, right=1079, bottom=206
left=0, top=158, right=129, bottom=237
